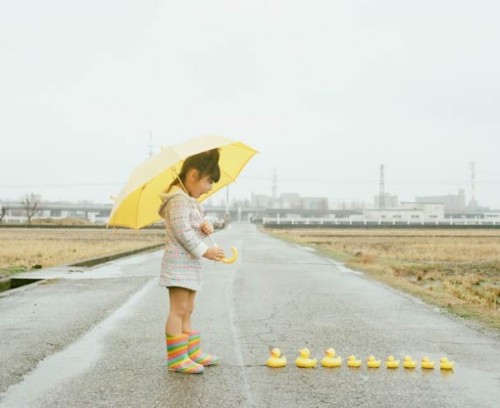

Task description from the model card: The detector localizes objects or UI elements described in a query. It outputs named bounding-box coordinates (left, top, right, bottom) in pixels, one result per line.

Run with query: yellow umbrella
left=107, top=135, right=257, bottom=229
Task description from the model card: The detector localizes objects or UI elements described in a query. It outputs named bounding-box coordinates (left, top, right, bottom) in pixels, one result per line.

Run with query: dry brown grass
left=0, top=228, right=164, bottom=278
left=30, top=217, right=92, bottom=226
left=266, top=228, right=500, bottom=330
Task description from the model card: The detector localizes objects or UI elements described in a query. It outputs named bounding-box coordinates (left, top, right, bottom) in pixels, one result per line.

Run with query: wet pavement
left=1, top=223, right=499, bottom=407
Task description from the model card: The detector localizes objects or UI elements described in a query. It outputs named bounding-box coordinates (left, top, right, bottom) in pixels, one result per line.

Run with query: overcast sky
left=1, top=0, right=499, bottom=209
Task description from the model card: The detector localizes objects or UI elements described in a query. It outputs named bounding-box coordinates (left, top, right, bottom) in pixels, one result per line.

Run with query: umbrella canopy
left=107, top=135, right=257, bottom=229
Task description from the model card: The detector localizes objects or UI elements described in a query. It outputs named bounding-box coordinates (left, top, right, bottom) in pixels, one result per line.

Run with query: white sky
left=1, top=0, right=499, bottom=208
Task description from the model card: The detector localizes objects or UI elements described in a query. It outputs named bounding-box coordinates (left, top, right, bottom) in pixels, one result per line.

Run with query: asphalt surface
left=1, top=223, right=499, bottom=408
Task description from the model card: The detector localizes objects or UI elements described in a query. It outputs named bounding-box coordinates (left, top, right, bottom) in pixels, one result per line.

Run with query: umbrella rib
left=221, top=168, right=235, bottom=182
left=221, top=151, right=257, bottom=184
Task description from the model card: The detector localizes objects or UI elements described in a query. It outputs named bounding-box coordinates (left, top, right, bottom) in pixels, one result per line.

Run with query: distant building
left=250, top=193, right=274, bottom=208
left=278, top=193, right=328, bottom=211
left=373, top=193, right=399, bottom=209
left=300, top=197, right=329, bottom=211
left=279, top=193, right=301, bottom=209
left=250, top=192, right=329, bottom=211
left=364, top=202, right=445, bottom=222
left=415, top=189, right=466, bottom=213
left=330, top=199, right=366, bottom=211
left=484, top=212, right=500, bottom=222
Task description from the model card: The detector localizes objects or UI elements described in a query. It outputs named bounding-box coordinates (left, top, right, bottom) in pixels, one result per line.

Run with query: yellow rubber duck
left=440, top=357, right=454, bottom=370
left=421, top=356, right=435, bottom=369
left=403, top=356, right=417, bottom=369
left=321, top=348, right=342, bottom=368
left=366, top=355, right=381, bottom=368
left=266, top=347, right=287, bottom=368
left=386, top=355, right=400, bottom=369
left=347, top=355, right=362, bottom=368
left=296, top=348, right=317, bottom=368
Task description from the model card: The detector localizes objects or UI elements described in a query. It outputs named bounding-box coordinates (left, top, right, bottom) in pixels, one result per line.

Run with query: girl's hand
left=203, top=246, right=225, bottom=261
left=200, top=221, right=214, bottom=236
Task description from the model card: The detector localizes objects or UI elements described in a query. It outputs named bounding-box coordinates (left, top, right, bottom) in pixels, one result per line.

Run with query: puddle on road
left=73, top=251, right=162, bottom=280
left=298, top=245, right=316, bottom=252
left=331, top=261, right=364, bottom=276
left=0, top=278, right=156, bottom=408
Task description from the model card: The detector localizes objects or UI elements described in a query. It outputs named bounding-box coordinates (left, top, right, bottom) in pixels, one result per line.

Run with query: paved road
left=1, top=223, right=499, bottom=407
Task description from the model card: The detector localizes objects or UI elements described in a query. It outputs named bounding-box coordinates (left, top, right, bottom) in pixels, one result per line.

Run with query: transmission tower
left=272, top=168, right=277, bottom=207
left=379, top=164, right=385, bottom=209
left=469, top=161, right=476, bottom=206
left=148, top=131, right=154, bottom=158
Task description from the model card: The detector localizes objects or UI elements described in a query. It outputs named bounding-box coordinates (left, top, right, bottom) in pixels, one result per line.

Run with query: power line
left=0, top=182, right=124, bottom=188
left=1, top=178, right=500, bottom=189
left=235, top=176, right=500, bottom=186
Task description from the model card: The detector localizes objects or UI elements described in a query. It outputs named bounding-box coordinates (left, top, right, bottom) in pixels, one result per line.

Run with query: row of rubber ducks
left=266, top=347, right=454, bottom=370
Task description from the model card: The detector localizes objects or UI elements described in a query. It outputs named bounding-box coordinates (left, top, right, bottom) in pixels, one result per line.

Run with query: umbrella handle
left=220, top=247, right=238, bottom=264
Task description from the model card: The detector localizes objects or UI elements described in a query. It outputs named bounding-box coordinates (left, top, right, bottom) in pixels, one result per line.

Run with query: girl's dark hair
left=169, top=148, right=220, bottom=191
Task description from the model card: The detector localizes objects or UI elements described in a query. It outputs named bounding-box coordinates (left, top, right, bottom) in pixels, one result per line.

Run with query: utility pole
left=469, top=161, right=477, bottom=208
left=379, top=164, right=385, bottom=209
left=272, top=168, right=277, bottom=208
left=148, top=131, right=154, bottom=158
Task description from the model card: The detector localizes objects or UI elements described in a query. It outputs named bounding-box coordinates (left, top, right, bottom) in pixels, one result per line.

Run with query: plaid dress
left=158, top=187, right=209, bottom=291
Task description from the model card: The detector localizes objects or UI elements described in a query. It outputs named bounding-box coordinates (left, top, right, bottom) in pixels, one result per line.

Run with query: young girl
left=158, top=148, right=225, bottom=374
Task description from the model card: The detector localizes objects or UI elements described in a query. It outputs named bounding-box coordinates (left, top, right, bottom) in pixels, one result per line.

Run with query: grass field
left=265, top=228, right=500, bottom=330
left=0, top=228, right=164, bottom=279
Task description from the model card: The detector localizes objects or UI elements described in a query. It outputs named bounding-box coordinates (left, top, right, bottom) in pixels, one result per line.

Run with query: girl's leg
left=165, top=287, right=203, bottom=374
left=184, top=291, right=219, bottom=366
left=182, top=290, right=197, bottom=333
left=166, top=287, right=191, bottom=335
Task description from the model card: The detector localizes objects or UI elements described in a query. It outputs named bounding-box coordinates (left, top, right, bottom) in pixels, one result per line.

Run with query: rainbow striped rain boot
left=166, top=333, right=204, bottom=374
left=186, top=330, right=219, bottom=366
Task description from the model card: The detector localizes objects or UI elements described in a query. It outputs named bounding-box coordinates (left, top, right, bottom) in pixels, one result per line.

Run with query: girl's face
left=186, top=170, right=215, bottom=198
